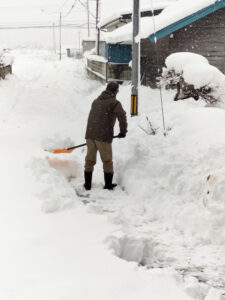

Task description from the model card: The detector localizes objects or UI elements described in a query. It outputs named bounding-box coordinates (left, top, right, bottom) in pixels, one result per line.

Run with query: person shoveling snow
left=45, top=82, right=127, bottom=191
left=84, top=81, right=128, bottom=191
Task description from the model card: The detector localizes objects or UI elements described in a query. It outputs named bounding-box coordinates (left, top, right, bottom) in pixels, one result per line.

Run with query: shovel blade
left=51, top=148, right=74, bottom=154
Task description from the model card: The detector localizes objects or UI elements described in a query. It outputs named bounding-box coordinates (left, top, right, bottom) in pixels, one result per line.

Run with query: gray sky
left=0, top=0, right=132, bottom=23
left=0, top=0, right=96, bottom=48
left=0, top=0, right=172, bottom=48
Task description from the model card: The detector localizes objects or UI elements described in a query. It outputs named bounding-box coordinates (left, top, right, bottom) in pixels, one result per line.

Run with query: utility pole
left=87, top=0, right=90, bottom=37
left=131, top=0, right=139, bottom=116
left=59, top=12, right=62, bottom=60
left=78, top=31, right=81, bottom=54
left=96, top=0, right=100, bottom=55
left=52, top=23, right=56, bottom=53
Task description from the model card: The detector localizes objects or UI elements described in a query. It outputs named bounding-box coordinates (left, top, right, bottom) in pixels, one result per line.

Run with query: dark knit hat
left=106, top=81, right=119, bottom=93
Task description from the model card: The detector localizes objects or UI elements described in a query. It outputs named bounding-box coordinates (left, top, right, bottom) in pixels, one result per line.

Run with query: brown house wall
left=141, top=7, right=225, bottom=87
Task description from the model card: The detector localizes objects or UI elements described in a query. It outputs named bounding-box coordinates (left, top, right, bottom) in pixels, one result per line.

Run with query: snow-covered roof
left=105, top=0, right=225, bottom=44
left=98, top=1, right=170, bottom=29
left=149, top=0, right=225, bottom=42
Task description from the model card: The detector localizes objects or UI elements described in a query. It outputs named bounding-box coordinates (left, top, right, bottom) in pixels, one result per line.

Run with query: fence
left=86, top=58, right=131, bottom=82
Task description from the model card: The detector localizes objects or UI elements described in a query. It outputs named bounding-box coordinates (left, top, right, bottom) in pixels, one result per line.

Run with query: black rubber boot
left=104, top=172, right=117, bottom=190
left=84, top=172, right=92, bottom=190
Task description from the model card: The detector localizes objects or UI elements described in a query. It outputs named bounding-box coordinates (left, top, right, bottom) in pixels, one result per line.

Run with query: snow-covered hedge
left=159, top=52, right=225, bottom=105
left=0, top=48, right=14, bottom=67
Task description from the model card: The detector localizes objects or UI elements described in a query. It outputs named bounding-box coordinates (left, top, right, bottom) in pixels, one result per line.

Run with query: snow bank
left=116, top=86, right=225, bottom=247
left=31, top=157, right=78, bottom=213
left=1, top=49, right=225, bottom=299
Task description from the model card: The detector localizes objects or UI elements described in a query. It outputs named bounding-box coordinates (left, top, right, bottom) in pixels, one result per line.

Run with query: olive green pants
left=84, top=139, right=113, bottom=173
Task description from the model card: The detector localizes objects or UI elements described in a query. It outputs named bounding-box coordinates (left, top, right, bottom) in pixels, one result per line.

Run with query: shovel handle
left=66, top=135, right=119, bottom=151
left=67, top=143, right=87, bottom=151
left=49, top=135, right=120, bottom=153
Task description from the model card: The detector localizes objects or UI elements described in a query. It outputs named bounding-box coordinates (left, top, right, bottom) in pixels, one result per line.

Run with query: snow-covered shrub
left=0, top=48, right=14, bottom=67
left=158, top=52, right=225, bottom=105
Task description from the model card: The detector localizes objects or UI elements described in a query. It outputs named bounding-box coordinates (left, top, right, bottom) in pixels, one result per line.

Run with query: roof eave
left=149, top=0, right=225, bottom=43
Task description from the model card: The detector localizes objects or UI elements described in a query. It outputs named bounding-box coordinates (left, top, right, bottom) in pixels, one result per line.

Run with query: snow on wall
left=105, top=0, right=217, bottom=44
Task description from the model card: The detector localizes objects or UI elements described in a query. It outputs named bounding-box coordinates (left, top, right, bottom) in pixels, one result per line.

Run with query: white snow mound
left=165, top=52, right=209, bottom=74
left=183, top=63, right=225, bottom=88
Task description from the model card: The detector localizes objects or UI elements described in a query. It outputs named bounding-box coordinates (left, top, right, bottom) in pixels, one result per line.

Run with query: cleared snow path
left=0, top=49, right=224, bottom=300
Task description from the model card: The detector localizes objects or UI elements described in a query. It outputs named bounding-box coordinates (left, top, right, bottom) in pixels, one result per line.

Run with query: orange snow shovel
left=50, top=142, right=87, bottom=154
left=48, top=135, right=119, bottom=154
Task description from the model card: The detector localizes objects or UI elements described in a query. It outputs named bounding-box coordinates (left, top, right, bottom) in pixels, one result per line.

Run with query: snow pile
left=116, top=86, right=225, bottom=246
left=165, top=52, right=225, bottom=88
left=165, top=52, right=209, bottom=74
left=160, top=52, right=225, bottom=104
left=166, top=52, right=225, bottom=88
left=31, top=157, right=78, bottom=213
left=0, top=48, right=14, bottom=66
left=83, top=47, right=97, bottom=58
left=183, top=63, right=225, bottom=89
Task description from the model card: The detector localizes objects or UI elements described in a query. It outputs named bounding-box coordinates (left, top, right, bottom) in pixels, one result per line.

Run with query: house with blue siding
left=105, top=0, right=225, bottom=86
left=105, top=44, right=132, bottom=64
left=86, top=3, right=168, bottom=82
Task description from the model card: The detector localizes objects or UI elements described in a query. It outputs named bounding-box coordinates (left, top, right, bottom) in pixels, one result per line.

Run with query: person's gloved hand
left=118, top=132, right=126, bottom=138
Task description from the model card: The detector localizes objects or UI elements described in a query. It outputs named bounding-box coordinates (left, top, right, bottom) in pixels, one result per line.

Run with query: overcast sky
left=0, top=0, right=135, bottom=23
left=0, top=0, right=173, bottom=48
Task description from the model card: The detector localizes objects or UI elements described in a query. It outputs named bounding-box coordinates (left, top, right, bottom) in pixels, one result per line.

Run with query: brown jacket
left=85, top=90, right=128, bottom=143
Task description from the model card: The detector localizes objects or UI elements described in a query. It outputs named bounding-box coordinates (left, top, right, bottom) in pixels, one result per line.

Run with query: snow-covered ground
left=0, top=49, right=225, bottom=300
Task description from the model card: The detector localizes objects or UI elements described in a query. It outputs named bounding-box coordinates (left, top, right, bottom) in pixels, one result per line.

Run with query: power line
left=59, top=0, right=71, bottom=10
left=40, top=0, right=92, bottom=17
left=40, top=0, right=74, bottom=15
left=62, top=0, right=78, bottom=18
left=77, top=0, right=95, bottom=18
left=0, top=23, right=95, bottom=30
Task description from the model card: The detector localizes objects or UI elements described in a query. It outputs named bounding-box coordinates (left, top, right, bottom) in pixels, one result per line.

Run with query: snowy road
left=0, top=49, right=224, bottom=300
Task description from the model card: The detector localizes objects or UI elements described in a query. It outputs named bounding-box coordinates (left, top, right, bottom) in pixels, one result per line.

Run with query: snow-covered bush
left=159, top=52, right=225, bottom=105
left=0, top=48, right=14, bottom=67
